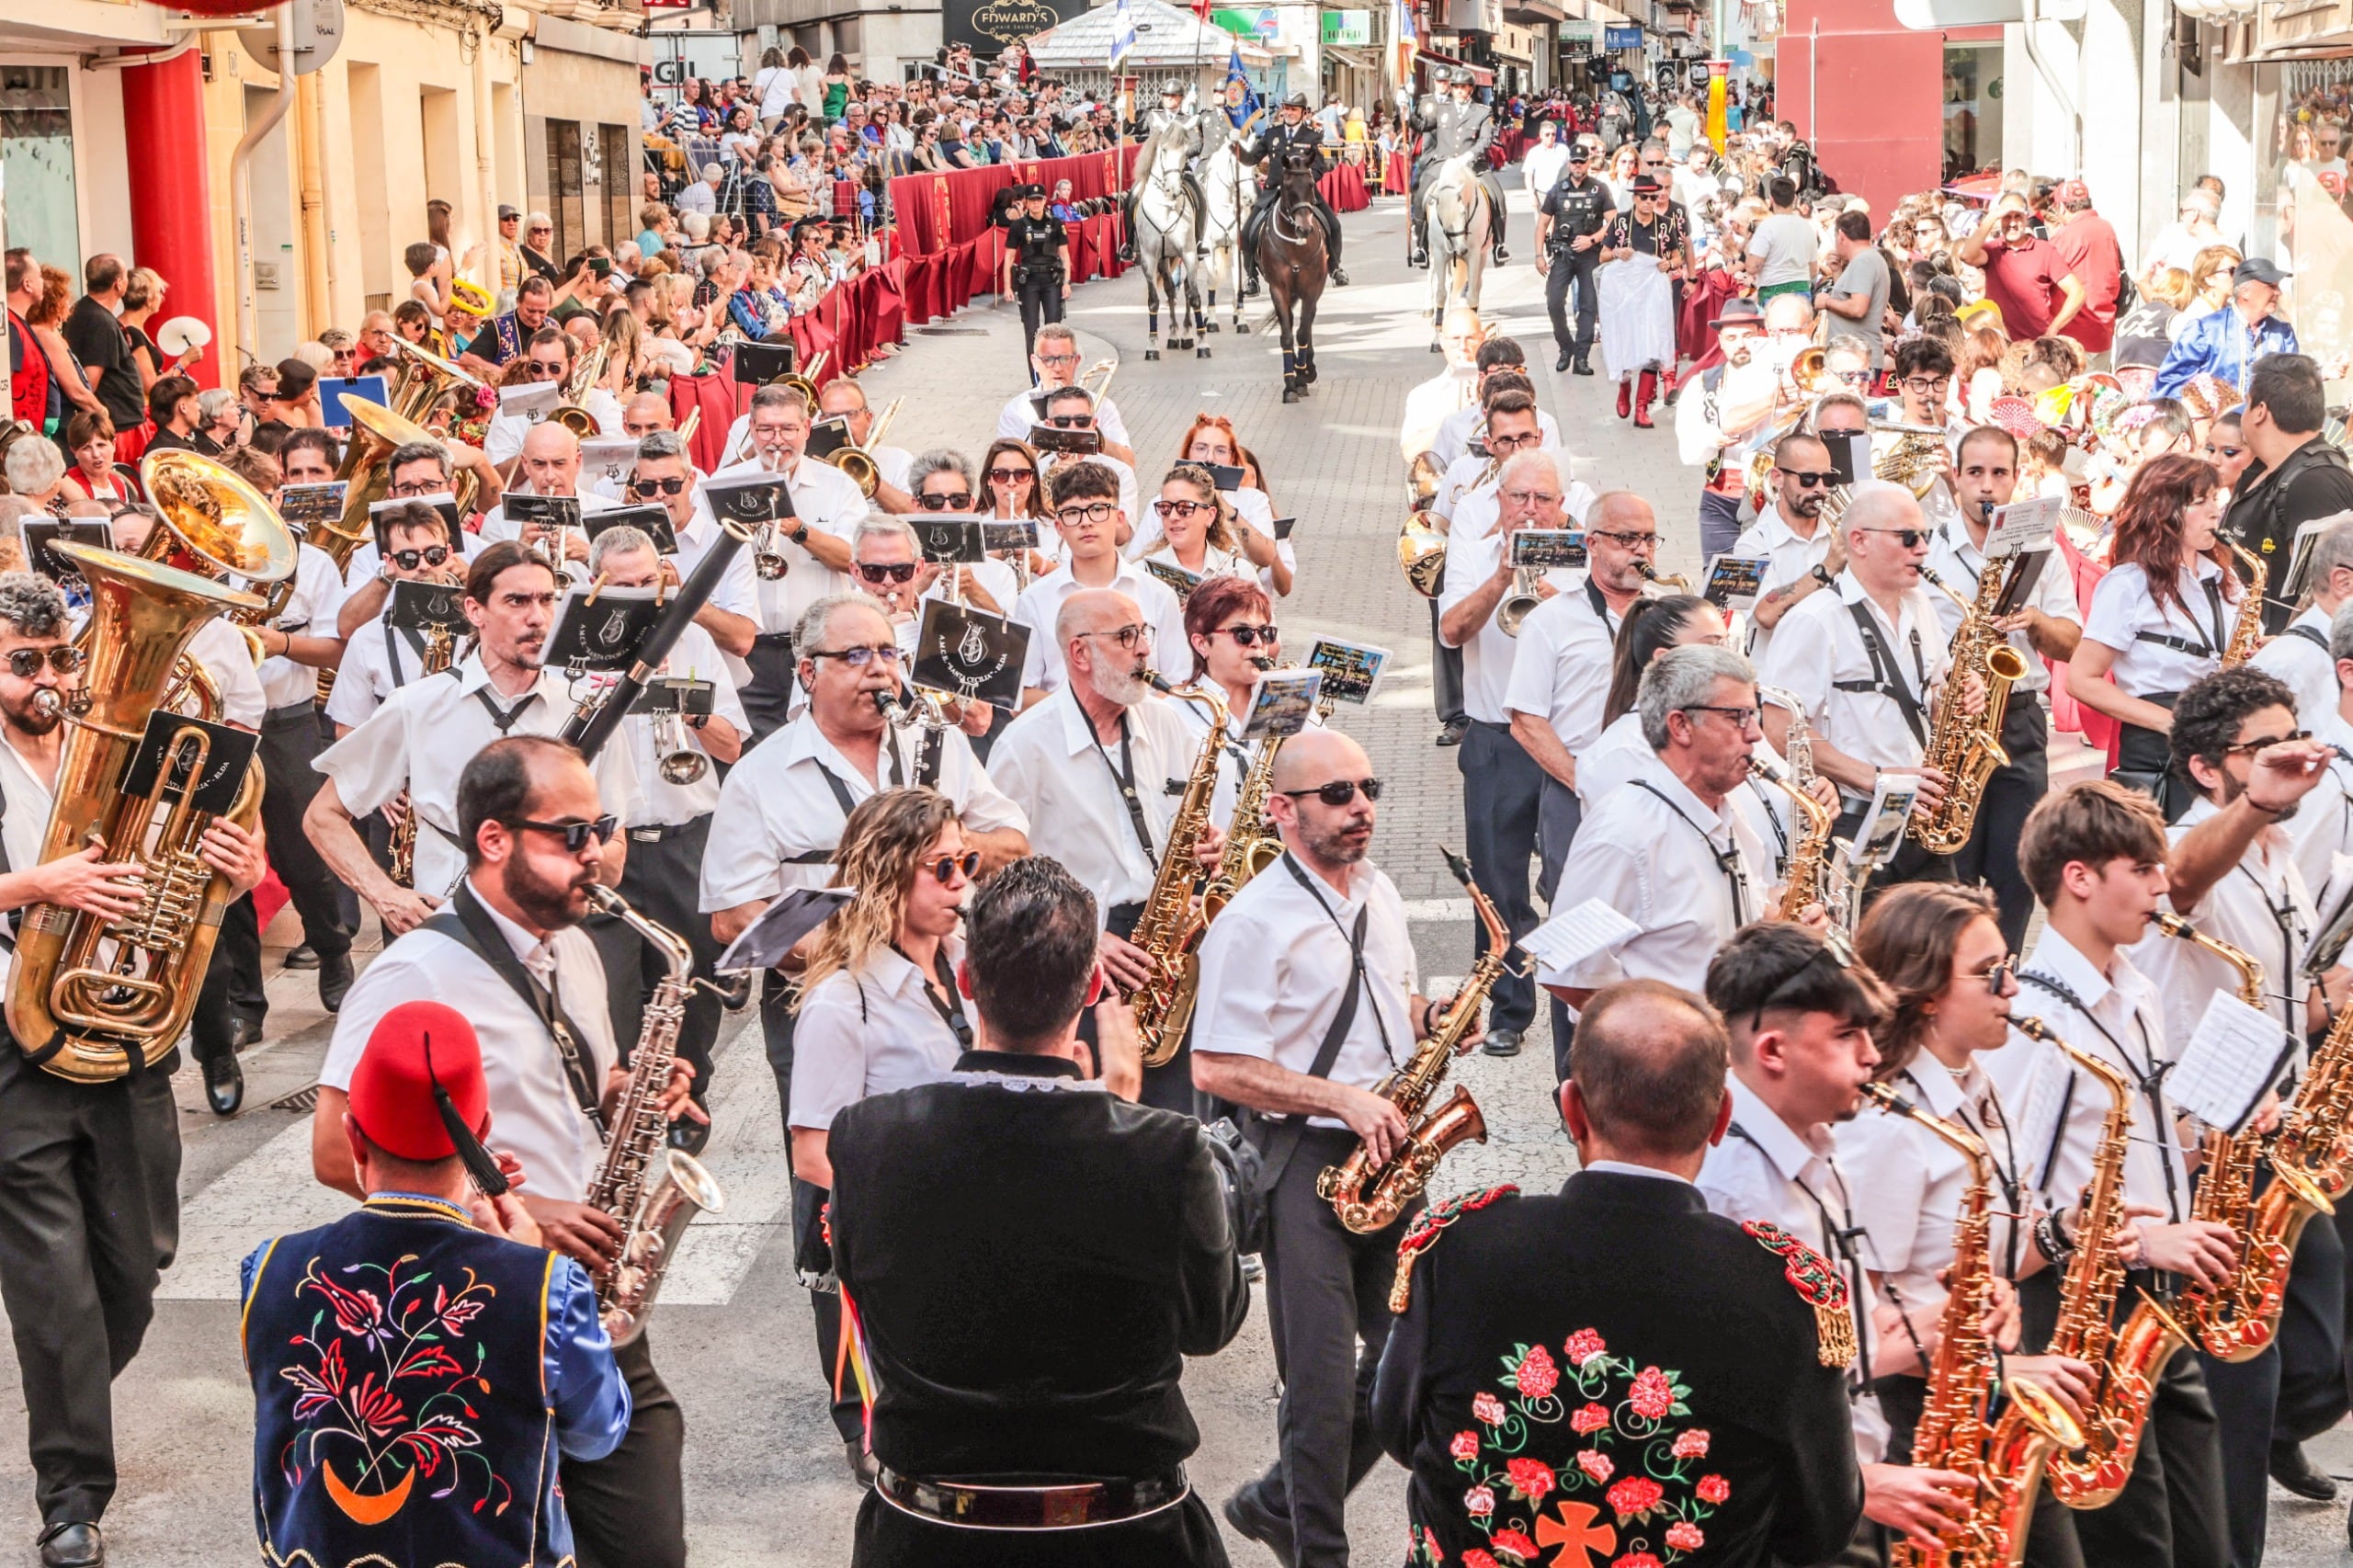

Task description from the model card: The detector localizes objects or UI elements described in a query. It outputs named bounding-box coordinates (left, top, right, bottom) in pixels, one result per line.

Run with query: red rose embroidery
left=1670, top=1429, right=1711, bottom=1459
left=1665, top=1521, right=1706, bottom=1551
left=1575, top=1449, right=1614, bottom=1483
left=1572, top=1402, right=1610, bottom=1435
left=1424, top=1526, right=1446, bottom=1563
left=1462, top=1553, right=1499, bottom=1568
left=1506, top=1457, right=1556, bottom=1502
left=1613, top=1553, right=1665, bottom=1568
left=1565, top=1327, right=1608, bottom=1367
left=1629, top=1367, right=1677, bottom=1419
left=1490, top=1528, right=1541, bottom=1562
left=1465, top=1483, right=1496, bottom=1517
left=1516, top=1343, right=1560, bottom=1400
left=1697, top=1474, right=1731, bottom=1504
left=1606, top=1476, right=1665, bottom=1518
left=1473, top=1392, right=1508, bottom=1426
left=1449, top=1429, right=1481, bottom=1463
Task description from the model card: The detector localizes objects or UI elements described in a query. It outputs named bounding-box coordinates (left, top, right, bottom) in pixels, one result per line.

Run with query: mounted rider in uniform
left=1404, top=69, right=1510, bottom=269
left=1238, top=93, right=1351, bottom=291
left=1118, top=81, right=1210, bottom=264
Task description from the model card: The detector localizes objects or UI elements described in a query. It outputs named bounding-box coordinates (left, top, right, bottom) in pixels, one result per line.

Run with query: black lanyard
left=1839, top=597, right=1928, bottom=745
left=1279, top=853, right=1396, bottom=1069
left=1903, top=1066, right=2025, bottom=1278
left=1088, top=710, right=1161, bottom=863
left=892, top=942, right=973, bottom=1048
left=423, top=881, right=606, bottom=1134
left=472, top=684, right=540, bottom=735
left=2019, top=970, right=2180, bottom=1222
left=1726, top=1120, right=1870, bottom=1392
left=1629, top=778, right=1750, bottom=926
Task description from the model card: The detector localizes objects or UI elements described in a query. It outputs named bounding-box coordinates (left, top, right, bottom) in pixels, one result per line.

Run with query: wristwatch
left=1809, top=563, right=1835, bottom=587
left=789, top=521, right=811, bottom=546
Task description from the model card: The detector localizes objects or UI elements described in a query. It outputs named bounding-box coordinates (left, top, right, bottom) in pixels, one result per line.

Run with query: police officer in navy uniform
left=1372, top=979, right=1864, bottom=1568
left=1001, top=184, right=1070, bottom=356
left=1534, top=141, right=1613, bottom=375
left=1238, top=94, right=1350, bottom=291
left=1404, top=70, right=1509, bottom=269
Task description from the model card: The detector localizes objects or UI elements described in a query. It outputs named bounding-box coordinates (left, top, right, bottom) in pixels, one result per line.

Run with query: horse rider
left=1239, top=92, right=1351, bottom=291
left=1405, top=69, right=1510, bottom=269
left=1118, top=81, right=1210, bottom=264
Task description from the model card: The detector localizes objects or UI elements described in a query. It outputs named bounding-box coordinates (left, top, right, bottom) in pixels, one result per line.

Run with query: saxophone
left=1317, top=847, right=1513, bottom=1233
left=1128, top=675, right=1229, bottom=1068
left=1203, top=677, right=1337, bottom=920
left=2151, top=912, right=2333, bottom=1362
left=1753, top=687, right=1838, bottom=923
left=1869, top=1084, right=2084, bottom=1568
left=387, top=622, right=458, bottom=889
left=2222, top=540, right=2268, bottom=666
left=583, top=883, right=727, bottom=1345
left=1912, top=563, right=2029, bottom=855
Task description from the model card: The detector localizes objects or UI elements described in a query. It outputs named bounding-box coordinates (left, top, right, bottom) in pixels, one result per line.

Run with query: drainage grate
left=271, top=1083, right=322, bottom=1114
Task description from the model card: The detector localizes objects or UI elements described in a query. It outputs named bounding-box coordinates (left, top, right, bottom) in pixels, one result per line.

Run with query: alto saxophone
left=583, top=884, right=727, bottom=1345
left=1753, top=687, right=1841, bottom=924
left=1317, top=848, right=1515, bottom=1233
left=1128, top=675, right=1229, bottom=1068
left=1203, top=676, right=1336, bottom=920
left=387, top=621, right=458, bottom=889
left=2222, top=540, right=2268, bottom=666
left=1913, top=564, right=2029, bottom=855
left=1869, top=1084, right=2083, bottom=1568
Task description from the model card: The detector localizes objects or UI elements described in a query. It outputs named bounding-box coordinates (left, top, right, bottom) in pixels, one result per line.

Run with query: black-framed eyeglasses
left=1831, top=369, right=1873, bottom=386
left=1155, top=497, right=1212, bottom=519
left=1080, top=623, right=1154, bottom=648
left=1281, top=777, right=1382, bottom=806
left=1486, top=429, right=1541, bottom=450
left=855, top=561, right=919, bottom=584
left=926, top=850, right=982, bottom=885
left=2, top=646, right=83, bottom=679
left=808, top=643, right=904, bottom=667
left=1055, top=501, right=1117, bottom=526
left=390, top=545, right=453, bottom=570
left=915, top=491, right=974, bottom=511
left=1901, top=376, right=1951, bottom=394
left=1681, top=702, right=1763, bottom=730
left=1779, top=469, right=1836, bottom=487
left=1220, top=623, right=1279, bottom=646
left=1859, top=527, right=1933, bottom=549
left=2222, top=729, right=2311, bottom=756
left=390, top=478, right=449, bottom=498
left=505, top=814, right=620, bottom=853
left=632, top=476, right=690, bottom=496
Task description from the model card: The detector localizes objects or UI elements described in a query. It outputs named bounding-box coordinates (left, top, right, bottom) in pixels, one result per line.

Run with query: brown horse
left=1254, top=147, right=1327, bottom=403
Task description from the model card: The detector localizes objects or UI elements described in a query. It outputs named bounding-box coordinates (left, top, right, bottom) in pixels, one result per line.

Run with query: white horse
left=1198, top=131, right=1257, bottom=335
left=1425, top=154, right=1491, bottom=351
left=1131, top=122, right=1210, bottom=361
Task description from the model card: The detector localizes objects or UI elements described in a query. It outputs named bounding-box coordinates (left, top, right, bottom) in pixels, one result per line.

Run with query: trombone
left=822, top=396, right=904, bottom=499
left=550, top=340, right=609, bottom=439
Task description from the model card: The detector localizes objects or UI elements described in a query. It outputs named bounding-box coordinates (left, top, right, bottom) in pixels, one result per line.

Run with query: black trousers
left=854, top=1488, right=1229, bottom=1566
left=2115, top=696, right=2188, bottom=823
left=1428, top=600, right=1463, bottom=728
left=586, top=816, right=726, bottom=1108
left=1535, top=775, right=1581, bottom=1083
left=1544, top=249, right=1600, bottom=357
left=559, top=1330, right=687, bottom=1568
left=1872, top=1374, right=2083, bottom=1568
left=1017, top=272, right=1065, bottom=352
left=1947, top=697, right=2050, bottom=952
left=794, top=1172, right=867, bottom=1443
left=1699, top=489, right=1744, bottom=565
left=0, top=1044, right=178, bottom=1527
left=742, top=630, right=797, bottom=745
left=256, top=703, right=354, bottom=961
left=1459, top=721, right=1540, bottom=1034
left=189, top=895, right=266, bottom=1067
left=1237, top=1127, right=1411, bottom=1568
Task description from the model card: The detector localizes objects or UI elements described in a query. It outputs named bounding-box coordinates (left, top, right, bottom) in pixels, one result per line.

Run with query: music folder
left=910, top=516, right=987, bottom=565
left=545, top=585, right=661, bottom=673
left=497, top=382, right=563, bottom=424
left=701, top=472, right=798, bottom=528
left=581, top=435, right=639, bottom=482
left=732, top=340, right=797, bottom=385
left=277, top=482, right=349, bottom=536
left=386, top=578, right=467, bottom=636
left=716, top=887, right=854, bottom=974
left=805, top=417, right=854, bottom=460
left=585, top=503, right=678, bottom=556
left=369, top=492, right=462, bottom=546
left=505, top=494, right=583, bottom=535
left=119, top=713, right=258, bottom=815
left=23, top=520, right=115, bottom=584
left=911, top=599, right=1029, bottom=712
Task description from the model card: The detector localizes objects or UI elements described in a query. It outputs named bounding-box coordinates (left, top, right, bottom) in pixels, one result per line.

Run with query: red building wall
left=1774, top=0, right=1975, bottom=214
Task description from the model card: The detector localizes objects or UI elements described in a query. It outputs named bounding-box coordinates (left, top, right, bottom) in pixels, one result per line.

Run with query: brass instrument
left=1322, top=847, right=1515, bottom=1233
left=1869, top=1083, right=2083, bottom=1568
left=1406, top=449, right=1444, bottom=509
left=766, top=348, right=830, bottom=417
left=1495, top=562, right=1541, bottom=637
left=1077, top=358, right=1117, bottom=403
left=655, top=706, right=710, bottom=787
left=387, top=623, right=459, bottom=887
left=1127, top=675, right=1228, bottom=1069
left=583, top=883, right=726, bottom=1344
left=1913, top=565, right=2029, bottom=855
left=1400, top=450, right=1449, bottom=598
left=1872, top=421, right=1951, bottom=499
left=1637, top=562, right=1691, bottom=589
left=1200, top=677, right=1330, bottom=919
left=1753, top=686, right=1842, bottom=923
left=2222, top=540, right=2267, bottom=666
left=335, top=395, right=479, bottom=550
left=822, top=395, right=904, bottom=499
left=551, top=341, right=609, bottom=440
left=385, top=335, right=485, bottom=425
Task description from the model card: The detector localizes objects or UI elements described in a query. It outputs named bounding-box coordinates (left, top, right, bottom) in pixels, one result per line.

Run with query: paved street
left=12, top=178, right=2353, bottom=1566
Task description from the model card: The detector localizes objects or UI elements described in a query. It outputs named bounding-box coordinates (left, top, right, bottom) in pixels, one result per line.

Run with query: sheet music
left=1518, top=899, right=1642, bottom=976
left=2168, top=991, right=2294, bottom=1134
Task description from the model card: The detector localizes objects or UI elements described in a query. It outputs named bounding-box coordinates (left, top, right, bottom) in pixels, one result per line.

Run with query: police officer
left=1000, top=184, right=1070, bottom=356
left=1533, top=140, right=1612, bottom=375
left=1119, top=82, right=1209, bottom=265
left=1239, top=93, right=1350, bottom=292
left=1404, top=70, right=1508, bottom=268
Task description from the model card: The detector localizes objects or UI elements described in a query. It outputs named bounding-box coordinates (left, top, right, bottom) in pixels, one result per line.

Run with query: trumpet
left=654, top=708, right=708, bottom=787
left=1496, top=564, right=1541, bottom=636
left=822, top=396, right=904, bottom=499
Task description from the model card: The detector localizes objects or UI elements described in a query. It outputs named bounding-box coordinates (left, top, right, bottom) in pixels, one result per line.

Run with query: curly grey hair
left=1638, top=645, right=1757, bottom=751
left=3, top=437, right=64, bottom=495
left=0, top=572, right=71, bottom=640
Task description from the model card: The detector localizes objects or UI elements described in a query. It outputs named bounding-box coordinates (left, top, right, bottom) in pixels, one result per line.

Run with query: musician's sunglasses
left=1155, top=498, right=1212, bottom=519
left=631, top=476, right=690, bottom=496
left=506, top=814, right=620, bottom=853
left=1778, top=469, right=1837, bottom=487
left=2, top=646, right=83, bottom=679
left=928, top=850, right=982, bottom=885
left=915, top=491, right=974, bottom=511
left=1859, top=527, right=1934, bottom=549
left=1981, top=956, right=2018, bottom=994
left=2222, top=728, right=2311, bottom=756
left=1220, top=623, right=1279, bottom=646
left=986, top=467, right=1034, bottom=484
left=390, top=545, right=453, bottom=569
left=1282, top=777, right=1383, bottom=806
left=1045, top=415, right=1095, bottom=429
left=855, top=562, right=919, bottom=584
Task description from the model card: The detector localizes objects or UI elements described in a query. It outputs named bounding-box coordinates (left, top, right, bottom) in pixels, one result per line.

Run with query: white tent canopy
left=1027, top=0, right=1277, bottom=71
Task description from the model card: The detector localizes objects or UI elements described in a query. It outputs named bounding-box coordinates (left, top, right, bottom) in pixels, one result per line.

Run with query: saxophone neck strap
left=425, top=883, right=606, bottom=1133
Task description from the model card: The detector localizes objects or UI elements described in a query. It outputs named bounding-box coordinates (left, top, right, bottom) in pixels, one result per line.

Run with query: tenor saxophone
left=387, top=622, right=458, bottom=890
left=1316, top=848, right=1512, bottom=1233
left=2222, top=540, right=2268, bottom=666
left=1128, top=675, right=1229, bottom=1068
left=1912, top=564, right=2029, bottom=855
left=1870, top=1084, right=2083, bottom=1568
left=583, top=884, right=727, bottom=1345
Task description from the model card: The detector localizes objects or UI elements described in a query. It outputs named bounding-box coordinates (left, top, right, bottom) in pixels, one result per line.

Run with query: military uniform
left=1238, top=105, right=1347, bottom=289
left=1407, top=78, right=1509, bottom=266
left=1371, top=1173, right=1864, bottom=1568
left=1539, top=166, right=1613, bottom=372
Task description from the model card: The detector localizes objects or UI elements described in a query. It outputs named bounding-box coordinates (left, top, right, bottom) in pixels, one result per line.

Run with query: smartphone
left=590, top=257, right=614, bottom=279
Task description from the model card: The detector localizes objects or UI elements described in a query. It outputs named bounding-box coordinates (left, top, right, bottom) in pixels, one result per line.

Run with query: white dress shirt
left=312, top=652, right=644, bottom=901
left=1430, top=404, right=1563, bottom=472
left=324, top=613, right=453, bottom=731
left=987, top=686, right=1198, bottom=920
left=698, top=709, right=1025, bottom=912
left=1540, top=753, right=1768, bottom=995
left=700, top=454, right=868, bottom=634
left=321, top=881, right=619, bottom=1203
left=667, top=502, right=763, bottom=628
left=1837, top=1061, right=2031, bottom=1316
left=1757, top=572, right=1949, bottom=804
left=1922, top=519, right=2082, bottom=696
left=1011, top=562, right=1188, bottom=695
left=1502, top=578, right=1638, bottom=757
left=2134, top=794, right=2313, bottom=1051
left=0, top=733, right=57, bottom=994
left=1193, top=853, right=1418, bottom=1122
left=789, top=937, right=969, bottom=1133
left=1733, top=506, right=1835, bottom=665
left=2080, top=560, right=2232, bottom=699
left=256, top=541, right=349, bottom=711
left=611, top=622, right=749, bottom=828
left=1400, top=366, right=1479, bottom=462
left=2250, top=603, right=2338, bottom=730
left=1438, top=528, right=1580, bottom=726
left=187, top=618, right=267, bottom=729
left=996, top=388, right=1132, bottom=450
left=2290, top=710, right=2353, bottom=903
left=1170, top=681, right=1256, bottom=831
left=1575, top=711, right=1797, bottom=871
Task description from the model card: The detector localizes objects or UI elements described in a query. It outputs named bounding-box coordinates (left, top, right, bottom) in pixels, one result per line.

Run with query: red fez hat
left=348, top=1001, right=490, bottom=1162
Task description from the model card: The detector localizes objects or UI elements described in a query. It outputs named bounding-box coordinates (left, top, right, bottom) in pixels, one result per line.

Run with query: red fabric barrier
left=888, top=147, right=1142, bottom=256
left=1381, top=150, right=1412, bottom=195
left=1318, top=162, right=1370, bottom=213
left=1493, top=128, right=1528, bottom=165
left=668, top=370, right=741, bottom=474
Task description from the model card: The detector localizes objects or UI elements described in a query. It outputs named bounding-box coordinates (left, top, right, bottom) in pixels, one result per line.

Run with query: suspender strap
left=2018, top=970, right=2179, bottom=1221
left=423, top=882, right=607, bottom=1133
left=892, top=942, right=973, bottom=1047
left=787, top=738, right=908, bottom=863
left=1834, top=598, right=1927, bottom=745
left=2284, top=623, right=2331, bottom=653
left=1251, top=853, right=1378, bottom=1193
left=384, top=621, right=424, bottom=690
left=2132, top=578, right=2229, bottom=658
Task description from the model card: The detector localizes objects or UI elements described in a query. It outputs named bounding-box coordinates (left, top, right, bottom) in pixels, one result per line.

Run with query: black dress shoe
left=226, top=1012, right=263, bottom=1051
left=1493, top=244, right=1510, bottom=264
left=37, top=1521, right=102, bottom=1568
left=203, top=1054, right=244, bottom=1117
left=1483, top=1027, right=1523, bottom=1059
left=1573, top=355, right=1596, bottom=376
left=318, top=949, right=356, bottom=1014
left=282, top=943, right=320, bottom=971
left=1222, top=1487, right=1296, bottom=1568
left=1555, top=347, right=1574, bottom=372
left=1436, top=716, right=1470, bottom=748
left=2272, top=1438, right=2337, bottom=1501
left=846, top=1439, right=880, bottom=1489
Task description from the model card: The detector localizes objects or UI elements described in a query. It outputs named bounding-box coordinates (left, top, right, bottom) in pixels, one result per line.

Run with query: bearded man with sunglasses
left=1736, top=431, right=1846, bottom=665
left=310, top=736, right=695, bottom=1568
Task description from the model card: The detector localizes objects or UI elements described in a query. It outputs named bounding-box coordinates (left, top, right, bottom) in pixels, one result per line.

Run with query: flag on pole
left=1392, top=0, right=1419, bottom=86
left=1110, top=0, right=1137, bottom=73
left=1226, top=41, right=1259, bottom=117
left=1193, top=0, right=1215, bottom=21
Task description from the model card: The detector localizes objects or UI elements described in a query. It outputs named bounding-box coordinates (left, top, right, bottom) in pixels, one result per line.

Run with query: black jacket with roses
left=1370, top=1170, right=1861, bottom=1568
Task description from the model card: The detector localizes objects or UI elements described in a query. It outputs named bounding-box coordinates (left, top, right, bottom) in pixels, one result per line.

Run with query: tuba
left=9, top=472, right=298, bottom=1078
left=1323, top=847, right=1514, bottom=1235
left=1127, top=675, right=1227, bottom=1068
left=1912, top=564, right=2030, bottom=855
left=335, top=395, right=479, bottom=558
left=2222, top=539, right=2268, bottom=666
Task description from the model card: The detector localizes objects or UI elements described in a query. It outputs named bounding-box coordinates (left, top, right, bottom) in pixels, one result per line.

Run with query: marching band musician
left=1371, top=980, right=1866, bottom=1568
left=1424, top=339, right=1562, bottom=467
left=575, top=525, right=746, bottom=1144
left=1399, top=309, right=1485, bottom=467
left=310, top=737, right=694, bottom=1568
left=246, top=1001, right=630, bottom=1568
left=335, top=440, right=492, bottom=639
left=1013, top=463, right=1187, bottom=700
left=816, top=378, right=917, bottom=516
left=1886, top=337, right=1967, bottom=532
left=479, top=422, right=617, bottom=566
left=998, top=324, right=1138, bottom=469
left=1928, top=426, right=2084, bottom=949
left=1757, top=483, right=1963, bottom=891
left=1135, top=465, right=1270, bottom=589
left=1174, top=417, right=1298, bottom=599
left=0, top=571, right=266, bottom=1568
left=847, top=516, right=1005, bottom=746
left=322, top=501, right=467, bottom=735
left=1428, top=384, right=1550, bottom=547
left=303, top=542, right=643, bottom=934
left=1735, top=431, right=1845, bottom=665
left=827, top=855, right=1249, bottom=1567
left=1034, top=386, right=1141, bottom=533
left=1675, top=298, right=1787, bottom=563
left=2248, top=517, right=2353, bottom=731
left=483, top=325, right=619, bottom=469
left=624, top=431, right=762, bottom=668
left=1177, top=575, right=1284, bottom=831
left=990, top=587, right=1221, bottom=1110
left=1194, top=726, right=1466, bottom=1568
left=2287, top=601, right=2353, bottom=898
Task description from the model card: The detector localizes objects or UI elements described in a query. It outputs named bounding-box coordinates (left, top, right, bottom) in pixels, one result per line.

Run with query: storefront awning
left=1892, top=0, right=2022, bottom=29
left=2245, top=0, right=2353, bottom=60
